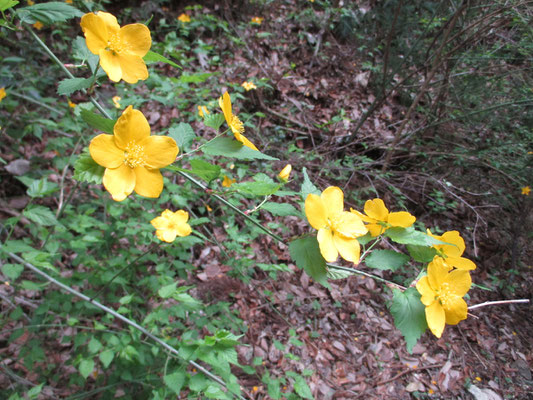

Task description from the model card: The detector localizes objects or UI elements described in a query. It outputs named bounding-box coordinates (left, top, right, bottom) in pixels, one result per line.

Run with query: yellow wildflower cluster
left=178, top=13, right=191, bottom=23
left=0, top=87, right=6, bottom=102
left=242, top=81, right=257, bottom=91
left=151, top=210, right=192, bottom=243
left=250, top=17, right=264, bottom=25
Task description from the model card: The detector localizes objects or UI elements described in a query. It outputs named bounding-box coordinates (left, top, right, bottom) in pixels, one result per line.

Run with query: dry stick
left=375, top=363, right=455, bottom=387
left=381, top=3, right=467, bottom=173
left=2, top=250, right=247, bottom=400
left=468, top=299, right=529, bottom=311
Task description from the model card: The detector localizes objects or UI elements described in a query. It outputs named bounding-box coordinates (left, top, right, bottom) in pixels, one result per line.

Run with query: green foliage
left=202, top=136, right=277, bottom=160
left=168, top=122, right=196, bottom=152
left=57, top=77, right=94, bottom=96
left=289, top=236, right=329, bottom=288
left=80, top=109, right=115, bottom=134
left=365, top=249, right=410, bottom=271
left=16, top=2, right=83, bottom=24
left=389, top=288, right=428, bottom=353
left=73, top=150, right=105, bottom=184
left=143, top=50, right=181, bottom=69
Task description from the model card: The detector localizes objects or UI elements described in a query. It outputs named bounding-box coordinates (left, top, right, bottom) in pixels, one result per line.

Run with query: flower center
left=436, top=282, right=454, bottom=309
left=124, top=142, right=145, bottom=168
left=106, top=33, right=130, bottom=55
left=230, top=115, right=244, bottom=134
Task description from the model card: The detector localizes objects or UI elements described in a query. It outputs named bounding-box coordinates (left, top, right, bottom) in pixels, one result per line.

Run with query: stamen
left=124, top=142, right=145, bottom=168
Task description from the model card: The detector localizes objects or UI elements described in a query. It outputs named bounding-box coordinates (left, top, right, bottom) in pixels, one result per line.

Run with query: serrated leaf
left=99, top=349, right=114, bottom=368
left=23, top=205, right=58, bottom=226
left=0, top=0, right=18, bottom=12
left=300, top=167, right=320, bottom=200
left=292, top=375, right=313, bottom=399
left=158, top=282, right=177, bottom=299
left=385, top=227, right=444, bottom=246
left=163, top=370, right=186, bottom=394
left=364, top=249, right=409, bottom=271
left=232, top=181, right=281, bottom=196
left=26, top=177, right=58, bottom=198
left=203, top=113, right=225, bottom=130
left=202, top=136, right=277, bottom=160
left=17, top=2, right=83, bottom=24
left=88, top=337, right=102, bottom=353
left=1, top=264, right=24, bottom=281
left=168, top=123, right=196, bottom=152
left=389, top=287, right=427, bottom=353
left=143, top=50, right=181, bottom=69
left=57, top=77, right=93, bottom=96
left=188, top=159, right=220, bottom=182
left=178, top=72, right=212, bottom=83
left=73, top=150, right=105, bottom=184
left=326, top=268, right=354, bottom=280
left=79, top=358, right=94, bottom=380
left=407, top=244, right=437, bottom=263
left=261, top=202, right=300, bottom=217
left=289, top=236, right=329, bottom=288
left=81, top=109, right=115, bottom=134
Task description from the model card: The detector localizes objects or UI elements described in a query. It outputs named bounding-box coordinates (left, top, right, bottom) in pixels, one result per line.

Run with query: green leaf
left=364, top=249, right=410, bottom=271
left=407, top=244, right=437, bottom=263
left=291, top=375, right=313, bottom=399
left=168, top=123, right=196, bottom=152
left=163, top=370, right=186, bottom=394
left=203, top=113, right=225, bottom=130
left=26, top=177, right=58, bottom=198
left=385, top=227, right=444, bottom=246
left=27, top=383, right=44, bottom=399
left=300, top=167, right=320, bottom=200
left=17, top=2, right=83, bottom=24
left=158, top=282, right=177, bottom=299
left=0, top=0, right=19, bottom=12
left=232, top=181, right=281, bottom=196
left=143, top=50, right=181, bottom=69
left=88, top=337, right=102, bottom=353
left=389, top=287, right=427, bottom=353
left=178, top=72, right=212, bottom=84
left=289, top=236, right=329, bottom=288
left=23, top=205, right=58, bottom=226
left=202, top=136, right=277, bottom=160
left=73, top=150, right=105, bottom=184
left=99, top=349, right=114, bottom=368
left=261, top=202, right=300, bottom=217
left=1, top=264, right=24, bottom=281
left=326, top=268, right=354, bottom=280
left=79, top=358, right=94, bottom=380
left=81, top=109, right=115, bottom=134
left=57, top=77, right=93, bottom=96
left=188, top=159, right=221, bottom=182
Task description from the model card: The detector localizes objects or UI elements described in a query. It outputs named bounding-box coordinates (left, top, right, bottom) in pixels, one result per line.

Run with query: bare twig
left=469, top=299, right=530, bottom=311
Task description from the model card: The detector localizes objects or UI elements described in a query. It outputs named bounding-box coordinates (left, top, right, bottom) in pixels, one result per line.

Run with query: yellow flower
left=198, top=105, right=210, bottom=118
left=351, top=198, right=416, bottom=237
left=178, top=13, right=191, bottom=23
left=65, top=0, right=73, bottom=3
left=151, top=210, right=192, bottom=243
left=80, top=11, right=151, bottom=83
left=0, top=87, right=6, bottom=102
left=250, top=17, right=264, bottom=25
left=112, top=96, right=122, bottom=109
left=219, top=91, right=258, bottom=151
left=305, top=186, right=368, bottom=263
left=278, top=164, right=292, bottom=181
left=242, top=81, right=257, bottom=91
left=33, top=21, right=44, bottom=30
left=89, top=106, right=179, bottom=201
left=416, top=257, right=471, bottom=338
left=222, top=175, right=235, bottom=187
left=68, top=100, right=76, bottom=108
left=521, top=186, right=531, bottom=196
left=27, top=0, right=34, bottom=5
left=427, top=230, right=476, bottom=271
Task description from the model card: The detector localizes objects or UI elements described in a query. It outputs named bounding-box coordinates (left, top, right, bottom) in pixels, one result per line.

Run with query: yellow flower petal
left=99, top=49, right=122, bottom=82
left=428, top=257, right=449, bottom=289
left=157, top=229, right=177, bottom=243
left=80, top=13, right=109, bottom=54
left=219, top=92, right=233, bottom=127
left=133, top=167, right=163, bottom=198
left=334, top=212, right=368, bottom=238
left=305, top=194, right=327, bottom=230
left=317, top=228, right=338, bottom=262
left=388, top=211, right=416, bottom=228
left=416, top=276, right=436, bottom=306
left=446, top=269, right=472, bottom=297
left=140, top=135, right=178, bottom=169
left=350, top=208, right=376, bottom=224
left=364, top=198, right=389, bottom=221
left=174, top=210, right=190, bottom=225
left=321, top=186, right=344, bottom=217
left=439, top=231, right=465, bottom=258
left=119, top=24, right=151, bottom=57
left=235, top=132, right=258, bottom=151
left=150, top=215, right=166, bottom=230
left=113, top=106, right=150, bottom=149
left=151, top=209, right=192, bottom=242
left=367, top=223, right=385, bottom=237
left=425, top=301, right=446, bottom=338
left=95, top=11, right=120, bottom=32
left=103, top=164, right=135, bottom=201
left=444, top=296, right=468, bottom=325
left=446, top=256, right=476, bottom=271
left=279, top=164, right=292, bottom=181
left=89, top=134, right=124, bottom=168
left=333, top=234, right=361, bottom=263
left=117, top=53, right=149, bottom=84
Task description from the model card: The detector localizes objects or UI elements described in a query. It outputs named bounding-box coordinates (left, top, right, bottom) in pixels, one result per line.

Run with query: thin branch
left=468, top=299, right=529, bottom=311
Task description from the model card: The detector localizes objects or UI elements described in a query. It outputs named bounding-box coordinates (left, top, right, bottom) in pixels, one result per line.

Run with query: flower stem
left=468, top=299, right=530, bottom=311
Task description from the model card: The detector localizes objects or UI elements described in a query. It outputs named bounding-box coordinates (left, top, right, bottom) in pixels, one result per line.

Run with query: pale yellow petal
left=80, top=13, right=108, bottom=54
left=444, top=297, right=468, bottom=325
left=157, top=229, right=177, bottom=243
left=99, top=49, right=122, bottom=82
left=333, top=234, right=361, bottom=263
left=117, top=53, right=149, bottom=84
left=317, top=228, right=338, bottom=262
left=119, top=23, right=151, bottom=57
left=428, top=256, right=449, bottom=289
left=364, top=198, right=389, bottom=221
left=113, top=106, right=150, bottom=149
left=447, top=256, right=476, bottom=271
left=95, top=11, right=120, bottom=33
left=305, top=194, right=327, bottom=230
left=440, top=231, right=465, bottom=258
left=446, top=269, right=471, bottom=297
left=334, top=212, right=368, bottom=238
left=141, top=135, right=178, bottom=169
left=416, top=276, right=436, bottom=306
left=89, top=134, right=124, bottom=168
left=173, top=210, right=189, bottom=224
left=133, top=167, right=163, bottom=198
left=150, top=215, right=166, bottom=230
left=388, top=211, right=416, bottom=228
left=102, top=164, right=135, bottom=201
left=426, top=301, right=446, bottom=338
left=175, top=222, right=192, bottom=237
left=161, top=209, right=174, bottom=219
left=321, top=186, right=344, bottom=217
